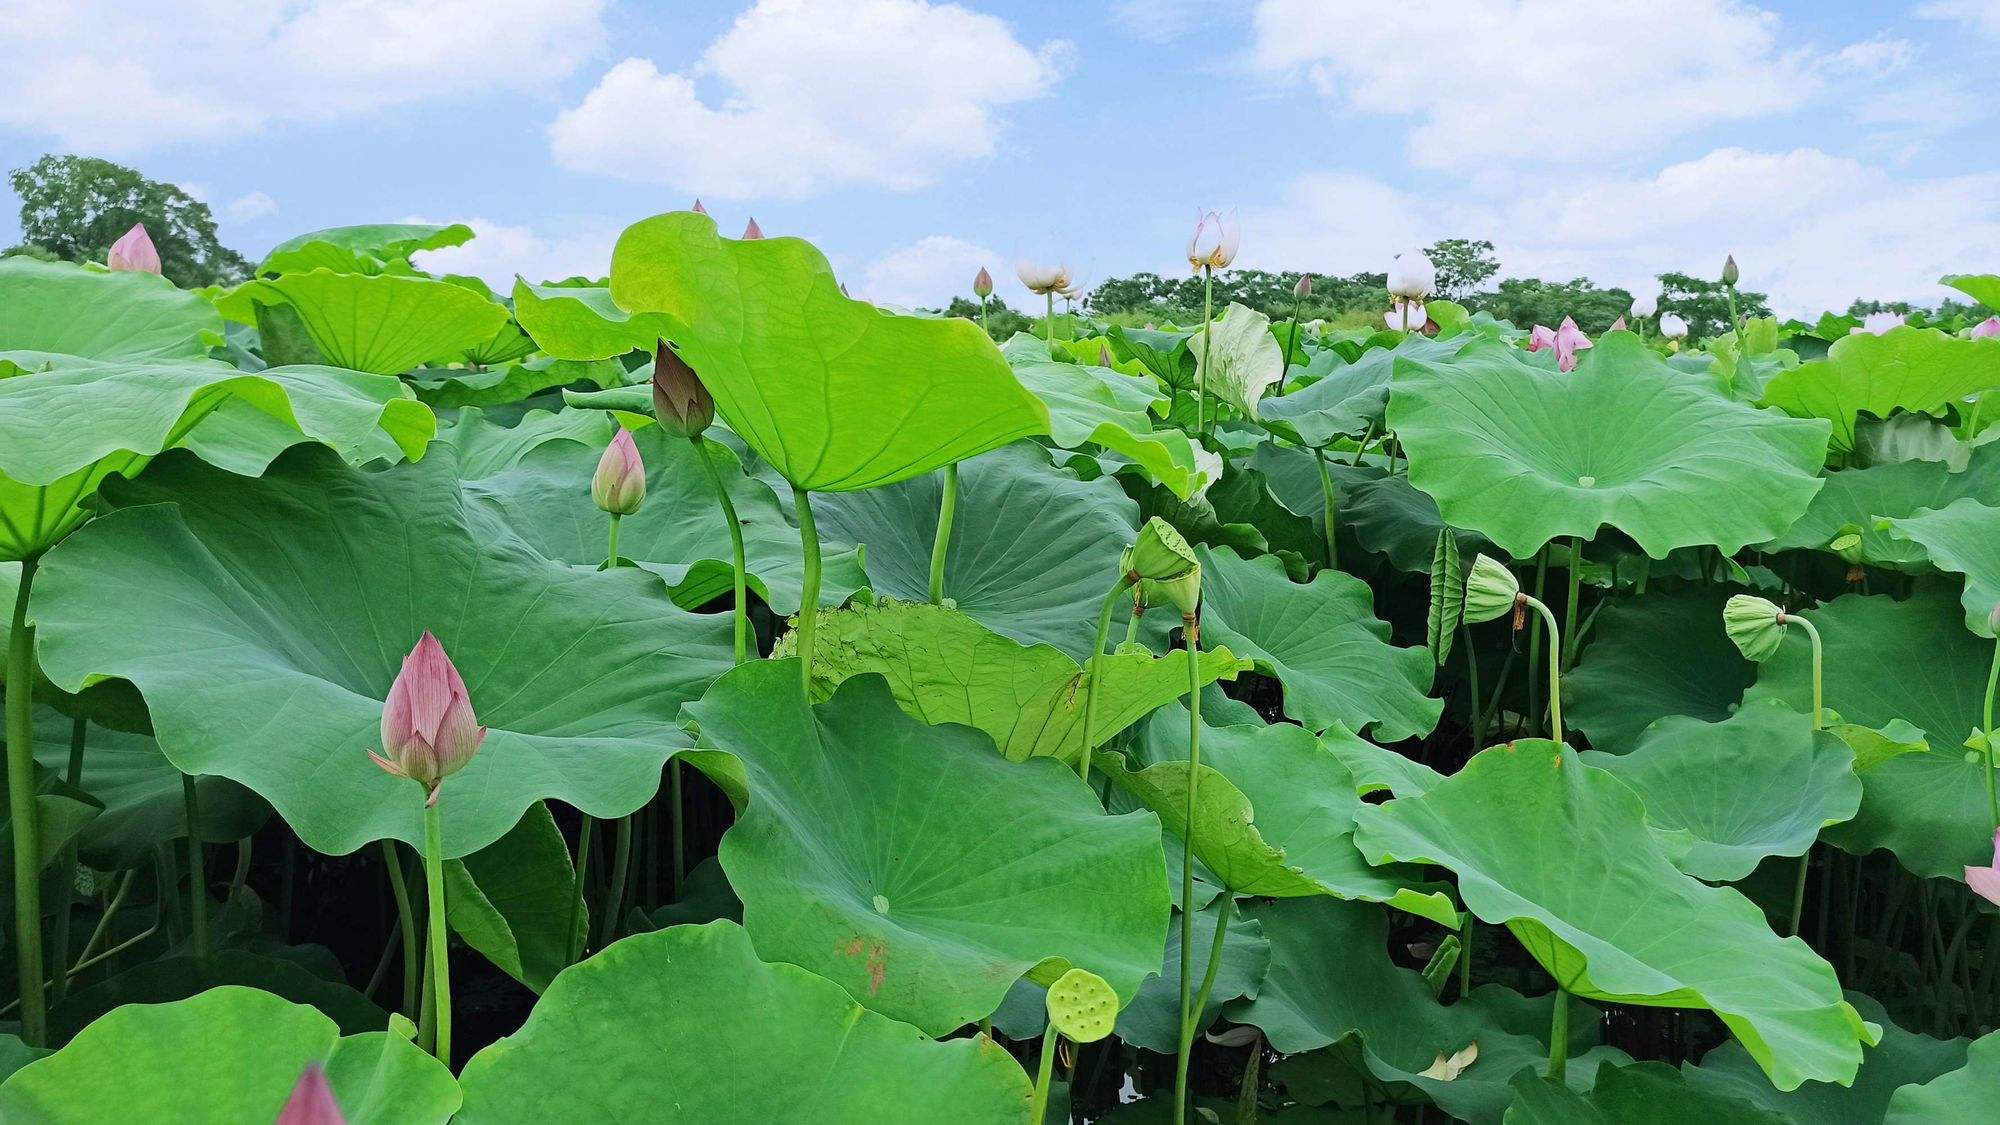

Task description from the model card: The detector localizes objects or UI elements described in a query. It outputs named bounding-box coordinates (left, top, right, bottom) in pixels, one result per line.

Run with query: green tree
left=7, top=154, right=250, bottom=287
left=937, top=295, right=1034, bottom=342
left=1657, top=270, right=1771, bottom=342
left=1477, top=277, right=1636, bottom=335
left=1425, top=238, right=1499, bottom=301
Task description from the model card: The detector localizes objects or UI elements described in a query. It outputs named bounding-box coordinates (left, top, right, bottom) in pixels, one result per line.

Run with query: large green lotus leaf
left=461, top=424, right=866, bottom=614
left=1584, top=702, right=1860, bottom=881
left=445, top=801, right=583, bottom=995
left=1228, top=897, right=1629, bottom=1124
left=1190, top=302, right=1284, bottom=419
left=808, top=442, right=1139, bottom=661
left=775, top=599, right=1248, bottom=763
left=1761, top=328, right=2000, bottom=454
left=1353, top=740, right=1873, bottom=1091
left=1567, top=587, right=1754, bottom=753
left=454, top=921, right=1031, bottom=1123
left=0, top=257, right=219, bottom=362
left=1759, top=445, right=2000, bottom=568
left=440, top=407, right=616, bottom=478
left=608, top=211, right=1049, bottom=491
left=231, top=270, right=512, bottom=375
left=1002, top=335, right=1203, bottom=498
left=0, top=357, right=431, bottom=559
left=683, top=661, right=1169, bottom=1034
left=1320, top=721, right=1443, bottom=798
left=1261, top=333, right=1476, bottom=448
left=407, top=356, right=621, bottom=410
left=1107, top=324, right=1194, bottom=389
left=1195, top=545, right=1441, bottom=741
left=1744, top=587, right=1995, bottom=879
left=259, top=222, right=474, bottom=275
left=1686, top=993, right=1968, bottom=1124
left=0, top=986, right=459, bottom=1123
left=512, top=280, right=680, bottom=362
left=1943, top=273, right=2000, bottom=310
left=1882, top=497, right=2000, bottom=634
left=31, top=444, right=734, bottom=859
left=1114, top=897, right=1270, bottom=1054
left=1503, top=1063, right=1788, bottom=1124
left=1109, top=706, right=1457, bottom=925
left=1389, top=332, right=1831, bottom=558
left=1883, top=1029, right=2000, bottom=1123
left=30, top=708, right=265, bottom=869
left=1343, top=472, right=1486, bottom=572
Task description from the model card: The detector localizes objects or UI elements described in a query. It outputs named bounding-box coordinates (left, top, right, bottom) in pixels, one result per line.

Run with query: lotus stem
left=567, top=814, right=594, bottom=964
left=1548, top=987, right=1570, bottom=1083
left=1197, top=266, right=1214, bottom=438
left=1079, top=576, right=1136, bottom=783
left=422, top=800, right=452, bottom=1066
left=1784, top=612, right=1824, bottom=939
left=1459, top=914, right=1474, bottom=999
left=381, top=840, right=421, bottom=1020
left=1517, top=593, right=1563, bottom=744
left=1030, top=1023, right=1060, bottom=1124
left=1175, top=612, right=1204, bottom=1125
left=1984, top=636, right=2000, bottom=833
left=70, top=869, right=135, bottom=975
left=605, top=513, right=622, bottom=569
left=1350, top=421, right=1377, bottom=468
left=1183, top=892, right=1235, bottom=1062
left=183, top=774, right=207, bottom=958
left=1463, top=623, right=1485, bottom=750
left=694, top=437, right=750, bottom=664
left=1314, top=448, right=1337, bottom=569
left=6, top=554, right=46, bottom=1047
left=1044, top=292, right=1056, bottom=353
left=795, top=486, right=822, bottom=698
left=601, top=813, right=633, bottom=948
left=1527, top=555, right=1549, bottom=736
left=1279, top=310, right=1299, bottom=394
left=48, top=716, right=86, bottom=1005
left=1561, top=537, right=1584, bottom=670
left=979, top=298, right=990, bottom=340
left=1124, top=592, right=1145, bottom=647
left=670, top=759, right=686, bottom=894
left=929, top=463, right=959, bottom=605
left=1724, top=283, right=1741, bottom=336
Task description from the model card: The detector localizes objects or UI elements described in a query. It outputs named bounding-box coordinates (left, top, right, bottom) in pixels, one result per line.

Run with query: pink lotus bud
left=742, top=217, right=764, bottom=240
left=1294, top=273, right=1313, bottom=299
left=651, top=342, right=716, bottom=439
left=1968, top=829, right=2000, bottom=908
left=106, top=223, right=161, bottom=274
left=691, top=199, right=708, bottom=215
left=276, top=1064, right=346, bottom=1125
left=592, top=429, right=647, bottom=515
left=1610, top=316, right=1627, bottom=332
left=368, top=632, right=487, bottom=804
left=1098, top=343, right=1115, bottom=367
left=1972, top=316, right=2000, bottom=339
left=973, top=267, right=993, bottom=299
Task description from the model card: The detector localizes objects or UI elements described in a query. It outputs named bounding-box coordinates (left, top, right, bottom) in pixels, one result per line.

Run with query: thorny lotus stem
left=7, top=554, right=46, bottom=1046
left=381, top=840, right=421, bottom=1020
left=1516, top=593, right=1563, bottom=745
left=1079, top=576, right=1136, bottom=783
left=1548, top=987, right=1571, bottom=1083
left=48, top=716, right=86, bottom=1005
left=1314, top=448, right=1338, bottom=569
left=183, top=774, right=207, bottom=958
left=1197, top=266, right=1215, bottom=437
left=694, top=438, right=750, bottom=665
left=1174, top=613, right=1203, bottom=1125
left=930, top=463, right=959, bottom=605
left=1183, top=892, right=1235, bottom=1063
left=1030, top=1023, right=1060, bottom=1124
left=567, top=815, right=595, bottom=964
left=422, top=800, right=452, bottom=1066
left=795, top=487, right=823, bottom=697
left=1984, top=636, right=2000, bottom=833
left=602, top=814, right=633, bottom=948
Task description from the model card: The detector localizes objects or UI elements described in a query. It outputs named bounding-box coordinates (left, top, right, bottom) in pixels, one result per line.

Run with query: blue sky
left=3, top=0, right=1998, bottom=316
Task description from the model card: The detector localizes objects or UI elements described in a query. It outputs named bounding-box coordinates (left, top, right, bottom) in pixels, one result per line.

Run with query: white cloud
left=1242, top=149, right=2000, bottom=317
left=1918, top=1, right=2000, bottom=40
left=0, top=0, right=608, bottom=151
left=1110, top=0, right=1206, bottom=41
left=858, top=235, right=1026, bottom=309
left=408, top=217, right=620, bottom=287
left=549, top=0, right=1068, bottom=200
left=222, top=191, right=279, bottom=224
left=1249, top=0, right=1825, bottom=171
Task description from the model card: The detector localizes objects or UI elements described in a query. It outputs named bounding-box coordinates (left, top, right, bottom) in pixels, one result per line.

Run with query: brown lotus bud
left=652, top=342, right=716, bottom=439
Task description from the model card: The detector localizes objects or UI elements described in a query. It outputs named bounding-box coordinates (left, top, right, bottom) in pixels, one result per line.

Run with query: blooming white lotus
left=1630, top=292, right=1659, bottom=318
left=1186, top=210, right=1240, bottom=272
left=1387, top=249, right=1435, bottom=300
left=1386, top=300, right=1427, bottom=332
left=1016, top=260, right=1072, bottom=296
left=1852, top=311, right=1904, bottom=336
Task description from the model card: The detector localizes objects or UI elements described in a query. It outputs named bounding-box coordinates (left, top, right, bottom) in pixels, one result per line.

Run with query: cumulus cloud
left=549, top=0, right=1069, bottom=199
left=0, top=0, right=608, bottom=151
left=221, top=191, right=280, bottom=224
left=858, top=235, right=1029, bottom=310
left=408, top=217, right=620, bottom=288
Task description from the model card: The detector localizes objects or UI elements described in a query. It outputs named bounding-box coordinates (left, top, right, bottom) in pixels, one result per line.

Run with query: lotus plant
left=592, top=429, right=646, bottom=565
left=972, top=266, right=993, bottom=336
left=106, top=223, right=161, bottom=274
left=1722, top=594, right=1824, bottom=935
left=1279, top=273, right=1311, bottom=391
left=1462, top=555, right=1564, bottom=744
left=1630, top=290, right=1659, bottom=338
left=1527, top=317, right=1593, bottom=372
left=1721, top=254, right=1741, bottom=331
left=1016, top=260, right=1072, bottom=352
left=369, top=632, right=486, bottom=1064
left=1036, top=969, right=1117, bottom=1123
left=1187, top=209, right=1240, bottom=435
left=1968, top=831, right=2000, bottom=908
left=1386, top=248, right=1435, bottom=333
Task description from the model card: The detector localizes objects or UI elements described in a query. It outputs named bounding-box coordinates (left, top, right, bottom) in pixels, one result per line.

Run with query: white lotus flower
left=1387, top=249, right=1436, bottom=300
left=1629, top=292, right=1659, bottom=318
left=1658, top=312, right=1689, bottom=339
left=1852, top=311, right=1904, bottom=336
left=1386, top=300, right=1427, bottom=332
left=1186, top=210, right=1241, bottom=272
left=1015, top=260, right=1072, bottom=296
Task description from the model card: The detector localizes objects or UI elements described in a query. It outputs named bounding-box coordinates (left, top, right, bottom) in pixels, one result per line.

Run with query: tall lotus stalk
left=1156, top=552, right=1205, bottom=1125
left=1279, top=273, right=1311, bottom=393
left=1463, top=555, right=1564, bottom=743
left=6, top=555, right=46, bottom=1045
left=795, top=486, right=823, bottom=697
left=1017, top=261, right=1071, bottom=354
left=586, top=429, right=645, bottom=948
left=1187, top=210, right=1240, bottom=437
left=1723, top=594, right=1823, bottom=937
left=183, top=774, right=206, bottom=957
left=929, top=463, right=958, bottom=605
left=1083, top=520, right=1196, bottom=783
left=368, top=632, right=488, bottom=1064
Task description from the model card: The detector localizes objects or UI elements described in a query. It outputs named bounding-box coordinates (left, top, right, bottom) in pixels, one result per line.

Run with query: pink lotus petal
left=275, top=1063, right=345, bottom=1125
left=1527, top=325, right=1557, bottom=352
left=106, top=223, right=161, bottom=274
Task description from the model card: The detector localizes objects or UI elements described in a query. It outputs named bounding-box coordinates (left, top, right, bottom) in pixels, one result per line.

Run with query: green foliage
left=7, top=154, right=250, bottom=286
left=1657, top=269, right=1773, bottom=341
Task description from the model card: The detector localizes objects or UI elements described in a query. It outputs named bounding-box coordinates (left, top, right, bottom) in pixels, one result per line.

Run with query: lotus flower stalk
left=1462, top=555, right=1563, bottom=743
left=1174, top=588, right=1206, bottom=1125
left=794, top=485, right=823, bottom=697
left=1187, top=210, right=1239, bottom=437
left=1722, top=594, right=1823, bottom=936
left=183, top=774, right=207, bottom=959
left=929, top=463, right=959, bottom=605
left=6, top=555, right=46, bottom=1045
left=1016, top=261, right=1071, bottom=353
left=654, top=344, right=746, bottom=665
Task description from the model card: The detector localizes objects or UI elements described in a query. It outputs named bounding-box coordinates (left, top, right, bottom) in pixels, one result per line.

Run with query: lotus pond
left=2, top=215, right=2000, bottom=1122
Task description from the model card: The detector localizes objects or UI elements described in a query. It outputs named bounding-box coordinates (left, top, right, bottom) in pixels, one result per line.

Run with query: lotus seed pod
left=1461, top=555, right=1521, bottom=624
left=1829, top=526, right=1864, bottom=566
left=1120, top=517, right=1198, bottom=584
left=1046, top=967, right=1118, bottom=1043
left=1722, top=594, right=1789, bottom=663
left=591, top=429, right=647, bottom=516
left=1153, top=563, right=1202, bottom=618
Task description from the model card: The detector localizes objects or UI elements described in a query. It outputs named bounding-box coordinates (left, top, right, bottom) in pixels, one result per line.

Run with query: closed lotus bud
left=1722, top=595, right=1789, bottom=662
left=1610, top=315, right=1627, bottom=332
left=106, top=223, right=161, bottom=274
left=652, top=342, right=716, bottom=438
left=973, top=267, right=993, bottom=299
left=1630, top=292, right=1659, bottom=318
left=368, top=632, right=487, bottom=804
left=1658, top=312, right=1689, bottom=339
left=1387, top=249, right=1435, bottom=299
left=1462, top=555, right=1521, bottom=624
left=1294, top=273, right=1314, bottom=299
left=592, top=429, right=647, bottom=515
left=1973, top=316, right=2000, bottom=339
left=1121, top=517, right=1198, bottom=584
left=1098, top=343, right=1115, bottom=367
left=1853, top=311, right=1902, bottom=336
left=1721, top=255, right=1739, bottom=287
left=276, top=1064, right=346, bottom=1125
left=691, top=199, right=708, bottom=215
left=1186, top=209, right=1241, bottom=272
left=742, top=217, right=764, bottom=240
